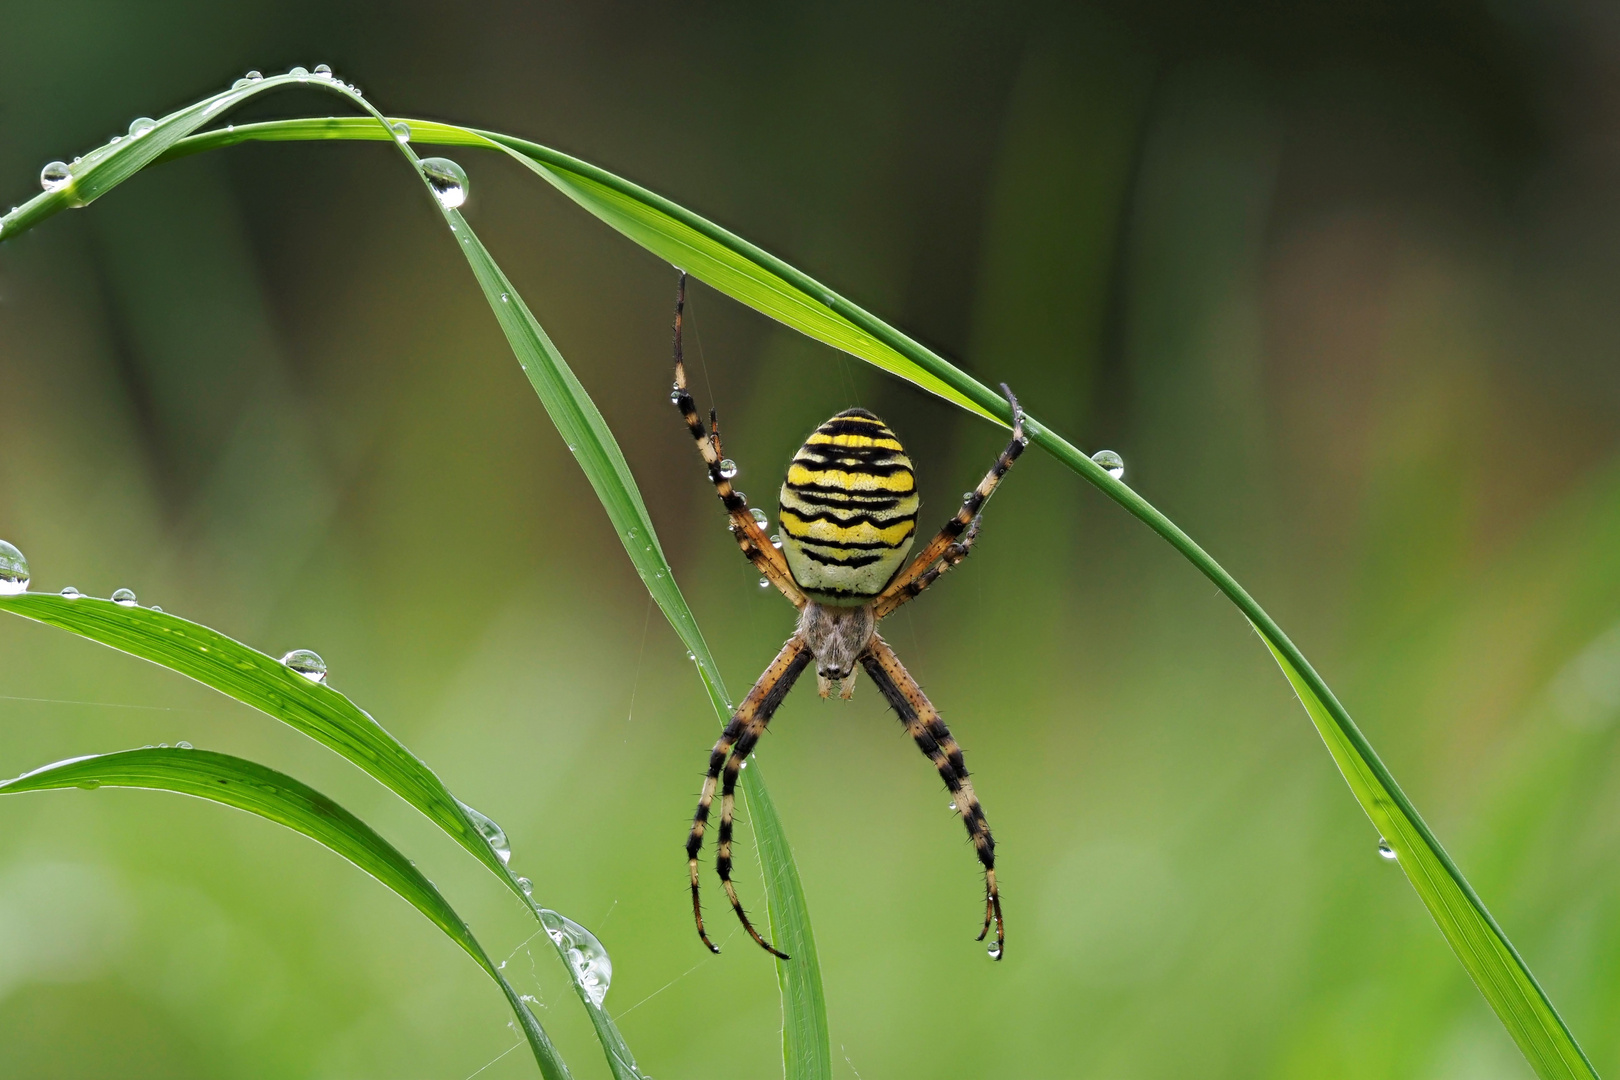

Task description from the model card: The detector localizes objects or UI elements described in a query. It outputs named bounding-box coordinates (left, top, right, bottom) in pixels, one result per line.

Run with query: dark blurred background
left=4, top=1, right=1620, bottom=1076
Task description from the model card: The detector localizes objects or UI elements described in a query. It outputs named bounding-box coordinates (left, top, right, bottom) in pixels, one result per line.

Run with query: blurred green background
left=3, top=1, right=1620, bottom=1077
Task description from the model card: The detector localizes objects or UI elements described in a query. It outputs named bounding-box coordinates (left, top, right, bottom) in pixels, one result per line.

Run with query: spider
left=670, top=273, right=1026, bottom=962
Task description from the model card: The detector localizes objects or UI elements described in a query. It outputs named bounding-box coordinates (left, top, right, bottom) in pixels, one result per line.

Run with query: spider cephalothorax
left=669, top=273, right=1025, bottom=961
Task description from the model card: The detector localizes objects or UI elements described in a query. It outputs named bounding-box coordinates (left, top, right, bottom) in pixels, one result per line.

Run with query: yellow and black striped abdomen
left=778, top=409, right=919, bottom=605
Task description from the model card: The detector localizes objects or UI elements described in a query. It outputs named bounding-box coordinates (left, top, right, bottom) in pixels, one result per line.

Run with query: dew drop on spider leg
left=718, top=458, right=738, bottom=479
left=1090, top=449, right=1125, bottom=481
left=769, top=534, right=783, bottom=550
left=458, top=800, right=513, bottom=865
left=987, top=942, right=1003, bottom=960
left=750, top=508, right=769, bottom=525
left=0, top=540, right=30, bottom=595
left=949, top=801, right=957, bottom=811
left=1377, top=838, right=1398, bottom=861
left=419, top=157, right=469, bottom=209
left=759, top=577, right=770, bottom=589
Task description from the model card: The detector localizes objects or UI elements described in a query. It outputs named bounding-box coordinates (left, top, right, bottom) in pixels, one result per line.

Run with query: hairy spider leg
left=875, top=383, right=1026, bottom=618
left=861, top=636, right=1004, bottom=959
left=687, top=636, right=812, bottom=956
left=669, top=272, right=805, bottom=607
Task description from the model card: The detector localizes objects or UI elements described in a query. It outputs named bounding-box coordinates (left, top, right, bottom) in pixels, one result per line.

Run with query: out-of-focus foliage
left=3, top=2, right=1619, bottom=1078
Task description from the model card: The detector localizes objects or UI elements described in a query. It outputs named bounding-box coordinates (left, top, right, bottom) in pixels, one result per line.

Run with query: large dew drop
left=111, top=587, right=137, bottom=606
left=1377, top=838, right=1398, bottom=861
left=458, top=800, right=513, bottom=865
left=419, top=157, right=469, bottom=209
left=718, top=459, right=738, bottom=479
left=127, top=117, right=155, bottom=137
left=987, top=941, right=1004, bottom=960
left=541, top=910, right=613, bottom=1007
left=0, top=540, right=29, bottom=595
left=280, top=649, right=328, bottom=683
left=1090, top=449, right=1125, bottom=481
left=39, top=162, right=71, bottom=193
left=390, top=121, right=411, bottom=144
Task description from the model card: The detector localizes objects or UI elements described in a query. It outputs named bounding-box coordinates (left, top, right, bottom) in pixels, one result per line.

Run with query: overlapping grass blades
left=1, top=80, right=1597, bottom=1077
left=2, top=79, right=824, bottom=1080
left=160, top=111, right=1597, bottom=1079
left=0, top=747, right=569, bottom=1080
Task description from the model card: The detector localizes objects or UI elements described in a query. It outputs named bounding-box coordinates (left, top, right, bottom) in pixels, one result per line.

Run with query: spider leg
left=669, top=272, right=806, bottom=607
left=874, top=383, right=1026, bottom=619
left=860, top=635, right=1004, bottom=959
left=686, top=635, right=811, bottom=956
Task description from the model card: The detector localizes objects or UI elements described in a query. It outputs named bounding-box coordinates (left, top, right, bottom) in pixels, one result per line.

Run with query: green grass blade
left=0, top=747, right=569, bottom=1080
left=0, top=593, right=643, bottom=1078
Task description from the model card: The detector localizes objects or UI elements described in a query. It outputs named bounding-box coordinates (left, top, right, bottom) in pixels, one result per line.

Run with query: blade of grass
left=0, top=746, right=567, bottom=1080
left=149, top=114, right=1596, bottom=1079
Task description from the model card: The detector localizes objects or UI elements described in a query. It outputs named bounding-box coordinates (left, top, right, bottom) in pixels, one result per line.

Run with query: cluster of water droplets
left=1090, top=449, right=1125, bottom=481
left=539, top=909, right=613, bottom=1008
left=420, top=157, right=469, bottom=210
left=279, top=649, right=328, bottom=683
left=458, top=800, right=513, bottom=866
left=0, top=540, right=29, bottom=595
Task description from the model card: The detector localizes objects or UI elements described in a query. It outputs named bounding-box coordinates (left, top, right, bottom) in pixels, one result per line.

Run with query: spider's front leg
left=686, top=635, right=812, bottom=958
left=668, top=272, right=805, bottom=607
left=873, top=383, right=1027, bottom=619
left=861, top=635, right=1005, bottom=959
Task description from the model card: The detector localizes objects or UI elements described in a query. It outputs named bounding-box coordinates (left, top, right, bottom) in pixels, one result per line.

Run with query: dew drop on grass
left=750, top=508, right=769, bottom=525
left=245, top=70, right=264, bottom=82
left=280, top=649, right=327, bottom=683
left=987, top=942, right=1003, bottom=960
left=0, top=540, right=29, bottom=595
left=60, top=586, right=80, bottom=599
left=1378, top=838, right=1398, bottom=860
left=541, top=909, right=613, bottom=1007
left=39, top=162, right=71, bottom=192
left=111, top=588, right=137, bottom=606
left=419, top=157, right=468, bottom=209
left=289, top=65, right=309, bottom=78
left=458, top=800, right=513, bottom=865
left=127, top=117, right=155, bottom=137
left=1091, top=449, right=1125, bottom=481
left=390, top=120, right=411, bottom=143
left=499, top=292, right=509, bottom=303
left=313, top=63, right=333, bottom=77
left=517, top=876, right=534, bottom=896
left=150, top=606, right=162, bottom=613
left=718, top=458, right=738, bottom=479
left=176, top=741, right=192, bottom=749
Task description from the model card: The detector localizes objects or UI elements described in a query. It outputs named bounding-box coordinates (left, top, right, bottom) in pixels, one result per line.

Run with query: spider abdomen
left=778, top=408, right=919, bottom=604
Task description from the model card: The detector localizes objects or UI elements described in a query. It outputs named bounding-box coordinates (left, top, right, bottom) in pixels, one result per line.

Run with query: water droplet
left=60, top=586, right=80, bottom=599
left=39, top=161, right=71, bottom=192
left=1377, top=838, right=1398, bottom=860
left=289, top=65, right=309, bottom=78
left=245, top=70, right=264, bottom=82
left=419, top=157, right=468, bottom=209
left=987, top=941, right=1003, bottom=960
left=0, top=540, right=29, bottom=595
left=280, top=649, right=327, bottom=683
left=540, top=910, right=613, bottom=1007
left=499, top=292, right=510, bottom=303
left=750, top=508, right=769, bottom=525
left=231, top=78, right=251, bottom=89
left=718, top=459, right=738, bottom=479
left=314, top=63, right=333, bottom=77
left=963, top=491, right=977, bottom=503
left=127, top=117, right=155, bottom=137
left=1091, top=449, right=1125, bottom=481
left=458, top=800, right=513, bottom=865
left=685, top=651, right=696, bottom=661
left=111, top=588, right=137, bottom=607
left=759, top=577, right=770, bottom=589
left=670, top=389, right=683, bottom=404
left=176, top=741, right=192, bottom=749
left=149, top=606, right=162, bottom=613
left=949, top=801, right=958, bottom=811
left=517, top=876, right=534, bottom=896
left=741, top=759, right=750, bottom=770
left=390, top=120, right=411, bottom=143
left=769, top=534, right=783, bottom=550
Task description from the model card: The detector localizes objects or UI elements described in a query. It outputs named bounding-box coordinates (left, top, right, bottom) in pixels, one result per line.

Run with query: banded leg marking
left=875, top=383, right=1026, bottom=617
left=686, top=635, right=811, bottom=956
left=861, top=636, right=1004, bottom=959
left=669, top=273, right=805, bottom=607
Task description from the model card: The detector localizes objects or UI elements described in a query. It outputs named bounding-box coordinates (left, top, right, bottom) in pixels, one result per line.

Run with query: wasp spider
left=671, top=274, right=1025, bottom=962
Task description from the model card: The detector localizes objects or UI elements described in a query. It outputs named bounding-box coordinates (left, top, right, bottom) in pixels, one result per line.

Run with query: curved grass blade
left=10, top=106, right=1589, bottom=1075
left=0, top=593, right=647, bottom=1078
left=0, top=747, right=568, bottom=1080
left=146, top=115, right=1596, bottom=1079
